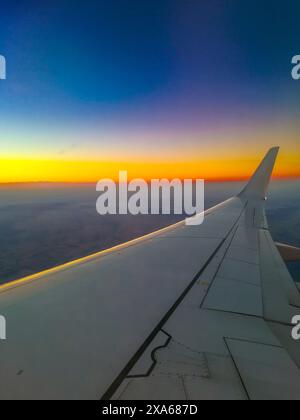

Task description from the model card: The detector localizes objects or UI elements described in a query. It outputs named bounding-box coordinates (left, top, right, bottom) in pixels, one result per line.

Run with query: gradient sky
left=0, top=0, right=299, bottom=182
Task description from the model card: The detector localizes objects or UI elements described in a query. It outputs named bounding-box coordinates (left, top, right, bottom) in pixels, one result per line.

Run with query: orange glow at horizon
left=1, top=151, right=299, bottom=184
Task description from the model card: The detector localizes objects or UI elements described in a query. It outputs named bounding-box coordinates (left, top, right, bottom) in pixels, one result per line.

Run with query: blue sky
left=0, top=0, right=299, bottom=180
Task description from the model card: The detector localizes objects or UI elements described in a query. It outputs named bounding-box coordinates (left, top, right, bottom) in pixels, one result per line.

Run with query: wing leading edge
left=0, top=148, right=299, bottom=400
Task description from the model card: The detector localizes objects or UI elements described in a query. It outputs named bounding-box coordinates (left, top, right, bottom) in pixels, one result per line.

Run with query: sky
left=0, top=0, right=299, bottom=182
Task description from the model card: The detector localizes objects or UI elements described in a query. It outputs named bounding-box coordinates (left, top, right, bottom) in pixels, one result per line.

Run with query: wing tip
left=239, top=147, right=280, bottom=200
left=269, top=146, right=280, bottom=155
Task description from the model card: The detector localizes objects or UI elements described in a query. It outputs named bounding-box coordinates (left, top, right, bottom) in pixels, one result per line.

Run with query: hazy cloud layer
left=0, top=181, right=299, bottom=284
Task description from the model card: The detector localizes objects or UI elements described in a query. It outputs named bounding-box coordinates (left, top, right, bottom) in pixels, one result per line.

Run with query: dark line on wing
left=101, top=202, right=247, bottom=400
left=180, top=376, right=189, bottom=400
left=203, top=307, right=263, bottom=319
left=126, top=330, right=172, bottom=379
left=210, top=274, right=261, bottom=287
left=226, top=257, right=259, bottom=267
left=223, top=338, right=250, bottom=401
left=253, top=207, right=256, bottom=227
left=199, top=210, right=246, bottom=310
left=224, top=336, right=283, bottom=349
left=203, top=306, right=294, bottom=328
left=266, top=319, right=294, bottom=328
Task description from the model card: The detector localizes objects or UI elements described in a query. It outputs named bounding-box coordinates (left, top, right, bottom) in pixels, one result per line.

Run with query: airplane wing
left=0, top=147, right=300, bottom=400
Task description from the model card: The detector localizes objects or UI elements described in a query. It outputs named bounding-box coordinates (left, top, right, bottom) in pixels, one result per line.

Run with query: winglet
left=239, top=147, right=280, bottom=200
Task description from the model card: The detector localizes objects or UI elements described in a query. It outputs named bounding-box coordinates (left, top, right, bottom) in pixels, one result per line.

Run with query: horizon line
left=0, top=174, right=299, bottom=187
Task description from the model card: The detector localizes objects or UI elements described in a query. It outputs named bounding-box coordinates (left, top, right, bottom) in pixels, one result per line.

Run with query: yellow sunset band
left=1, top=152, right=299, bottom=184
